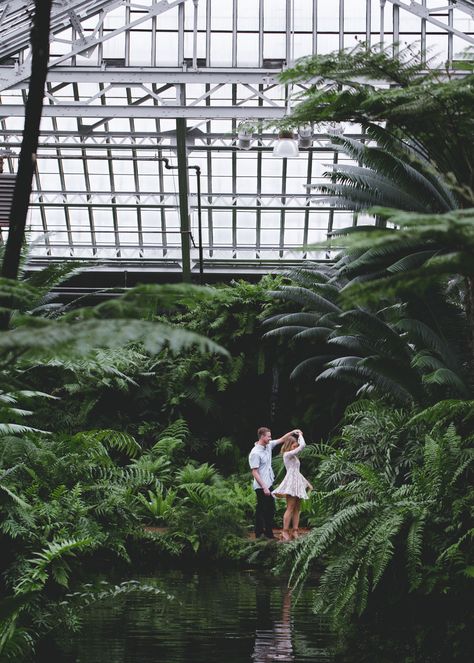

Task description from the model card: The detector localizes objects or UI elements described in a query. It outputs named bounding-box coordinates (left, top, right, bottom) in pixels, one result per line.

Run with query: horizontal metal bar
left=23, top=243, right=327, bottom=252
left=0, top=67, right=282, bottom=87
left=0, top=138, right=360, bottom=151
left=29, top=191, right=323, bottom=199
left=0, top=104, right=286, bottom=119
left=27, top=203, right=336, bottom=211
left=25, top=256, right=332, bottom=267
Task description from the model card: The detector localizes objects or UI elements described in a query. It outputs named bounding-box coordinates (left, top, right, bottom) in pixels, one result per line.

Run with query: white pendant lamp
left=272, top=131, right=299, bottom=158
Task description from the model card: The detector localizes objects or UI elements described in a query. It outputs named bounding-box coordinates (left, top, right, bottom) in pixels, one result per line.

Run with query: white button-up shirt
left=248, top=440, right=279, bottom=490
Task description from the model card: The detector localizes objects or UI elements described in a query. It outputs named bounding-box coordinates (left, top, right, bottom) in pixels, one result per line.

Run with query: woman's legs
left=291, top=498, right=302, bottom=537
left=282, top=496, right=297, bottom=540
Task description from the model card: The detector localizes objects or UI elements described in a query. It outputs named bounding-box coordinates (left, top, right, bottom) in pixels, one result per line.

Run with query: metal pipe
left=175, top=117, right=191, bottom=281
left=155, top=155, right=203, bottom=283
left=188, top=165, right=203, bottom=284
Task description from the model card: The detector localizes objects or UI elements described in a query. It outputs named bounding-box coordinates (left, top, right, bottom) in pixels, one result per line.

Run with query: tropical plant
left=0, top=238, right=87, bottom=316
left=329, top=207, right=474, bottom=376
left=278, top=413, right=474, bottom=629
left=276, top=45, right=474, bottom=382
left=136, top=487, right=178, bottom=523
left=263, top=262, right=471, bottom=405
left=312, top=132, right=457, bottom=213
left=0, top=579, right=174, bottom=661
left=0, top=418, right=221, bottom=657
left=175, top=462, right=221, bottom=486
left=279, top=43, right=474, bottom=208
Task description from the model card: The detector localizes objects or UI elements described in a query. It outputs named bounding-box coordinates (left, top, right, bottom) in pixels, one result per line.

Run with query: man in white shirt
left=248, top=426, right=295, bottom=539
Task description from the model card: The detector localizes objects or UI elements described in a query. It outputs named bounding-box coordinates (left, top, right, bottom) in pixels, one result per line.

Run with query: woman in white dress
left=273, top=430, right=312, bottom=541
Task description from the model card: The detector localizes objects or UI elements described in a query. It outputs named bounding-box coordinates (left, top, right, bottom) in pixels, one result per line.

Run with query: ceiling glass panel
left=0, top=0, right=472, bottom=267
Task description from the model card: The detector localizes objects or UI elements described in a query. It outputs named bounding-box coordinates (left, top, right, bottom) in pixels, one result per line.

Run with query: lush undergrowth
left=1, top=266, right=473, bottom=661
left=0, top=274, right=312, bottom=659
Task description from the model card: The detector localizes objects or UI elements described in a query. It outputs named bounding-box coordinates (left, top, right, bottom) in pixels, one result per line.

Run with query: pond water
left=55, top=569, right=334, bottom=663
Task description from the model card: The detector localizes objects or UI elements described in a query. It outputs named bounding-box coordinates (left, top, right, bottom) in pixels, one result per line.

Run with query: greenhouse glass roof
left=0, top=0, right=473, bottom=275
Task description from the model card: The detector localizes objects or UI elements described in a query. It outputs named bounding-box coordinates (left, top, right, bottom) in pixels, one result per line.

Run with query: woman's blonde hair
left=280, top=432, right=298, bottom=454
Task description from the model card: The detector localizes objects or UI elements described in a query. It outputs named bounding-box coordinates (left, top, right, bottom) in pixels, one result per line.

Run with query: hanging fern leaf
left=74, top=430, right=141, bottom=458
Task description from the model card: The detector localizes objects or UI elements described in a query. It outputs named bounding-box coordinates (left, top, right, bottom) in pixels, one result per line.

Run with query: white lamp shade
left=272, top=138, right=299, bottom=158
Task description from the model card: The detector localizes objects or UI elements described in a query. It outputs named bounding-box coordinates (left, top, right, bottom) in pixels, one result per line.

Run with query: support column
left=176, top=116, right=191, bottom=282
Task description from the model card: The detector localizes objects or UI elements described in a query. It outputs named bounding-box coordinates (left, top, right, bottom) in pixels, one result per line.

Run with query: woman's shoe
left=292, top=529, right=300, bottom=539
left=279, top=529, right=291, bottom=541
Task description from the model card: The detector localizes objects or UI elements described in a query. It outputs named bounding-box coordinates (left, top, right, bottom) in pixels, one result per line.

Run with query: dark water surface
left=58, top=569, right=333, bottom=663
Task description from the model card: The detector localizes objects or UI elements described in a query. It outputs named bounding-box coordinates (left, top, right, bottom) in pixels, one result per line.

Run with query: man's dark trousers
left=255, top=487, right=275, bottom=538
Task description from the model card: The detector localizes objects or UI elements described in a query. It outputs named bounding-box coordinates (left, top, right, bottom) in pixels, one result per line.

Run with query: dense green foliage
left=281, top=401, right=474, bottom=613
left=280, top=43, right=474, bottom=209
left=0, top=271, right=311, bottom=659
left=264, top=261, right=470, bottom=404
left=311, top=131, right=457, bottom=214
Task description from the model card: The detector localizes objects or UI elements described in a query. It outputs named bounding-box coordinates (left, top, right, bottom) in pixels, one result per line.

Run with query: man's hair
left=257, top=427, right=271, bottom=438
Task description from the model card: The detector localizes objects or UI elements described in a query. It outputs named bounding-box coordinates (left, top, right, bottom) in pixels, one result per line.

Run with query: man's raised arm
left=270, top=429, right=300, bottom=448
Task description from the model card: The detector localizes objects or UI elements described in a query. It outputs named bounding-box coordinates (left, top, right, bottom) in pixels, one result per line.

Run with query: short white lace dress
left=273, top=435, right=312, bottom=499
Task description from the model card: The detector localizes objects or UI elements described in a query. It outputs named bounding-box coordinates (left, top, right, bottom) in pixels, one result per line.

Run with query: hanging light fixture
left=237, top=122, right=254, bottom=150
left=297, top=124, right=313, bottom=149
left=272, top=130, right=299, bottom=158
left=327, top=121, right=345, bottom=136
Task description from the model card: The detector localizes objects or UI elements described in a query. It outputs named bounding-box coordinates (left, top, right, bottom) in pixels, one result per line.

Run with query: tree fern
left=73, top=429, right=142, bottom=459
left=278, top=44, right=474, bottom=206
left=175, top=462, right=220, bottom=486
left=406, top=516, right=426, bottom=590
left=158, top=419, right=190, bottom=441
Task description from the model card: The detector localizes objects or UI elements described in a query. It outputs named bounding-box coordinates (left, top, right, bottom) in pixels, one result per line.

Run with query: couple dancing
left=249, top=427, right=312, bottom=541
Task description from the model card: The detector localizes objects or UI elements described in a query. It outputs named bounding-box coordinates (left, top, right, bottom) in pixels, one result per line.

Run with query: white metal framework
left=0, top=0, right=473, bottom=274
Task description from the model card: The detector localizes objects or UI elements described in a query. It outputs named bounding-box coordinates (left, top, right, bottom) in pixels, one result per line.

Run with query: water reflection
left=54, top=570, right=332, bottom=663
left=253, top=589, right=294, bottom=662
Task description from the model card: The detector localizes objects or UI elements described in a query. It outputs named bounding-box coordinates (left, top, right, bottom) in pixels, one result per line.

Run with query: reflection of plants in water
left=53, top=571, right=335, bottom=663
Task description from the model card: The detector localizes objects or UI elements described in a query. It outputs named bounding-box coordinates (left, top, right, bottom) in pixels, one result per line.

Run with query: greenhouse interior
left=0, top=1, right=473, bottom=661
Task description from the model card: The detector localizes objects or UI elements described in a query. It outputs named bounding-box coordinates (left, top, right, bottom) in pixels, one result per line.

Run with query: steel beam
left=385, top=0, right=474, bottom=44
left=0, top=0, right=123, bottom=61
left=0, top=0, right=192, bottom=91
left=27, top=202, right=337, bottom=212
left=175, top=117, right=191, bottom=282
left=19, top=69, right=279, bottom=85
left=0, top=104, right=286, bottom=119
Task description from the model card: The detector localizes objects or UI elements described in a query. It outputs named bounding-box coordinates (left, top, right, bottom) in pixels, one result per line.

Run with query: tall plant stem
left=464, top=275, right=474, bottom=381
left=1, top=0, right=52, bottom=282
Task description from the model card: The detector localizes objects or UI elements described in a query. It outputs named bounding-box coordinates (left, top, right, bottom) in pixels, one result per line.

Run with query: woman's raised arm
left=284, top=434, right=306, bottom=457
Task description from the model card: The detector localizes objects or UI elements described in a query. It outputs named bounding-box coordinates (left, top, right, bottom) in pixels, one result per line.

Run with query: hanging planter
left=237, top=123, right=254, bottom=150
